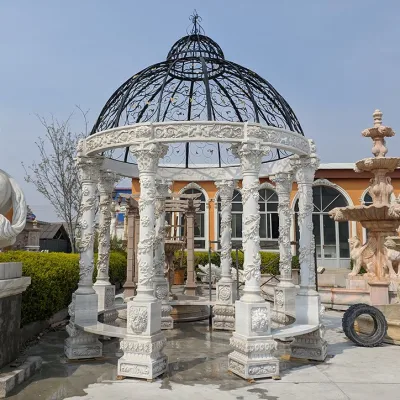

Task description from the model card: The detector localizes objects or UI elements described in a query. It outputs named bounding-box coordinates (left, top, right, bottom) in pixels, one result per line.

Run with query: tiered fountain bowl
left=327, top=110, right=400, bottom=344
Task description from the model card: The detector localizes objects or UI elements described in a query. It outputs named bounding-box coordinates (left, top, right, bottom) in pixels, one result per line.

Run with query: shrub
left=172, top=250, right=298, bottom=276
left=0, top=251, right=126, bottom=326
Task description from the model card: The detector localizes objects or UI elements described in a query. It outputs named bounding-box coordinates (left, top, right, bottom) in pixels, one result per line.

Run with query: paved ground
left=7, top=310, right=400, bottom=400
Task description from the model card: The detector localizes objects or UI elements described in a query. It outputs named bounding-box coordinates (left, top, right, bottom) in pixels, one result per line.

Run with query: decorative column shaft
left=123, top=198, right=139, bottom=299
left=94, top=170, right=118, bottom=324
left=228, top=143, right=279, bottom=380
left=76, top=156, right=102, bottom=295
left=270, top=172, right=296, bottom=316
left=154, top=179, right=173, bottom=329
left=292, top=154, right=319, bottom=294
left=117, top=143, right=168, bottom=380
left=65, top=150, right=103, bottom=360
left=290, top=141, right=326, bottom=362
left=184, top=200, right=197, bottom=296
left=213, top=179, right=237, bottom=331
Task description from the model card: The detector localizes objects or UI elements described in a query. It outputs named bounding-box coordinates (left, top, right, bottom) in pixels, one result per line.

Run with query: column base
left=213, top=305, right=235, bottom=331
left=229, top=300, right=279, bottom=379
left=117, top=331, right=168, bottom=379
left=64, top=292, right=103, bottom=360
left=94, top=284, right=115, bottom=311
left=184, top=283, right=198, bottom=296
left=291, top=328, right=327, bottom=361
left=161, top=304, right=174, bottom=330
left=64, top=322, right=103, bottom=359
left=274, top=285, right=296, bottom=315
left=123, top=282, right=137, bottom=299
left=229, top=333, right=279, bottom=379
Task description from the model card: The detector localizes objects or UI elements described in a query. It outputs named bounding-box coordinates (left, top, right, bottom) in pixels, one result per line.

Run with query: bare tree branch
left=22, top=108, right=89, bottom=252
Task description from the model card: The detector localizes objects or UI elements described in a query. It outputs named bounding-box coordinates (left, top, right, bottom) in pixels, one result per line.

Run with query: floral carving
left=218, top=286, right=231, bottom=301
left=275, top=289, right=284, bottom=309
left=248, top=364, right=277, bottom=375
left=251, top=307, right=269, bottom=332
left=155, top=284, right=169, bottom=300
left=229, top=359, right=245, bottom=374
left=129, top=306, right=148, bottom=333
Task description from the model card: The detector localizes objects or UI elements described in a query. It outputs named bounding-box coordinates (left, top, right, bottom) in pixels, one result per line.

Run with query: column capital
left=291, top=155, right=319, bottom=184
left=98, top=170, right=118, bottom=195
left=77, top=156, right=103, bottom=183
left=155, top=179, right=172, bottom=199
left=232, top=142, right=270, bottom=174
left=215, top=179, right=236, bottom=199
left=130, top=143, right=168, bottom=174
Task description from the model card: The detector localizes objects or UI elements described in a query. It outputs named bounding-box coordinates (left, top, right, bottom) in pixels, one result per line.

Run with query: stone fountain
left=329, top=110, right=400, bottom=344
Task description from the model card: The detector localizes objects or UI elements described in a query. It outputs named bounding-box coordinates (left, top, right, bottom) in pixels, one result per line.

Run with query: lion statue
left=0, top=169, right=27, bottom=248
left=349, top=236, right=399, bottom=278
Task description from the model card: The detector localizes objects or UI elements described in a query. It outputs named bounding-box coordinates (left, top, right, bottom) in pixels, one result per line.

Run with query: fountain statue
left=329, top=110, right=400, bottom=301
left=196, top=263, right=221, bottom=283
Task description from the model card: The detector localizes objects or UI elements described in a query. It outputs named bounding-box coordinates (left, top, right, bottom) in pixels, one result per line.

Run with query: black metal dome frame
left=91, top=13, right=304, bottom=168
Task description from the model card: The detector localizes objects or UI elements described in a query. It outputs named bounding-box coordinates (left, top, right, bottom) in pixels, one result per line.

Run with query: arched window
left=181, top=188, right=206, bottom=249
left=362, top=192, right=373, bottom=205
left=217, top=189, right=242, bottom=248
left=259, top=187, right=279, bottom=250
left=295, top=185, right=350, bottom=267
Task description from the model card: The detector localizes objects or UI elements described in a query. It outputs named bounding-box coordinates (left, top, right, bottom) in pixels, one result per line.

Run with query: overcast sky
left=1, top=0, right=400, bottom=221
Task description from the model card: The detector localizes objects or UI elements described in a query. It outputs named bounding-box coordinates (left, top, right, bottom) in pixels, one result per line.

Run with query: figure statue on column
left=0, top=169, right=27, bottom=248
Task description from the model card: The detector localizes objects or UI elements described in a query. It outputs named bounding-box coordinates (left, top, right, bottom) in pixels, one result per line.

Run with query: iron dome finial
left=188, top=10, right=204, bottom=35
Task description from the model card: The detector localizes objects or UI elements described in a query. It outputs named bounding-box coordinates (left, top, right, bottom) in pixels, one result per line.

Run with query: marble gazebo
left=64, top=14, right=326, bottom=381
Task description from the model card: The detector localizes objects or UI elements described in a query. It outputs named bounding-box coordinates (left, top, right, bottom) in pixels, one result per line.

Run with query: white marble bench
left=272, top=323, right=318, bottom=339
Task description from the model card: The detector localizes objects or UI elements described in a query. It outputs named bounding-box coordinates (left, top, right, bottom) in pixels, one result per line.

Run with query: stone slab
left=0, top=263, right=22, bottom=280
left=0, top=277, right=31, bottom=300
left=0, top=356, right=42, bottom=398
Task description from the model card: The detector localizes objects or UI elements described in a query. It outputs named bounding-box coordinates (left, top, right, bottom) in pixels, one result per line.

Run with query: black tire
left=342, top=303, right=365, bottom=340
left=342, top=303, right=387, bottom=347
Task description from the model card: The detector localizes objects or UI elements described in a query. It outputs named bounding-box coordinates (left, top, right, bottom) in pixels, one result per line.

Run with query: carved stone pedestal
left=274, top=285, right=296, bottom=316
left=94, top=284, right=118, bottom=324
left=117, top=299, right=167, bottom=379
left=161, top=303, right=174, bottom=330
left=213, top=281, right=237, bottom=331
left=290, top=293, right=327, bottom=361
left=64, top=293, right=102, bottom=359
left=228, top=301, right=279, bottom=379
left=291, top=328, right=327, bottom=361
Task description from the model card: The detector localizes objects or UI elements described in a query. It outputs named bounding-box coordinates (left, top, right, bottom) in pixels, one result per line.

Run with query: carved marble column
left=270, top=172, right=296, bottom=316
left=213, top=179, right=237, bottom=331
left=290, top=142, right=327, bottom=362
left=117, top=143, right=168, bottom=380
left=228, top=143, right=279, bottom=380
left=123, top=198, right=139, bottom=299
left=184, top=201, right=197, bottom=296
left=154, top=179, right=173, bottom=330
left=65, top=152, right=103, bottom=360
left=94, top=170, right=118, bottom=325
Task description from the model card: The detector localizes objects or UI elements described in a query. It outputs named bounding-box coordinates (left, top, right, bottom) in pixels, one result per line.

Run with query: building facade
left=129, top=163, right=400, bottom=269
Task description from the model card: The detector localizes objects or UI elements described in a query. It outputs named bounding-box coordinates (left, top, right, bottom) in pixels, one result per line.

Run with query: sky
left=1, top=0, right=400, bottom=221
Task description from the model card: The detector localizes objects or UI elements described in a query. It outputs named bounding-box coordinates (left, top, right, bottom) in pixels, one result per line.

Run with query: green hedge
left=173, top=250, right=299, bottom=276
left=0, top=251, right=126, bottom=326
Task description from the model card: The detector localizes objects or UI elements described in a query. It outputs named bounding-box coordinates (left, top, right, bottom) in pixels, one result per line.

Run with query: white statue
left=0, top=169, right=27, bottom=248
left=197, top=263, right=221, bottom=283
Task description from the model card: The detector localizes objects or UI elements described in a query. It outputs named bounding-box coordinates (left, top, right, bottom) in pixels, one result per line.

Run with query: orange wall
left=131, top=175, right=400, bottom=247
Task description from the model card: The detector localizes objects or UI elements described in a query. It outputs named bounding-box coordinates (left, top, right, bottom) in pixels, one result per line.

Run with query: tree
left=23, top=107, right=89, bottom=252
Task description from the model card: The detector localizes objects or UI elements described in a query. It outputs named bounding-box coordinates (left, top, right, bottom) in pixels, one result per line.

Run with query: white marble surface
left=63, top=311, right=400, bottom=400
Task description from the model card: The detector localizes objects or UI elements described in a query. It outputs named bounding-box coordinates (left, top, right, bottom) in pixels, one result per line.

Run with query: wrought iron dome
left=91, top=13, right=304, bottom=168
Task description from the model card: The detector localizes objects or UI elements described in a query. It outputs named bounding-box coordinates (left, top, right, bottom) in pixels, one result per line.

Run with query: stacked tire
left=342, top=303, right=387, bottom=347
